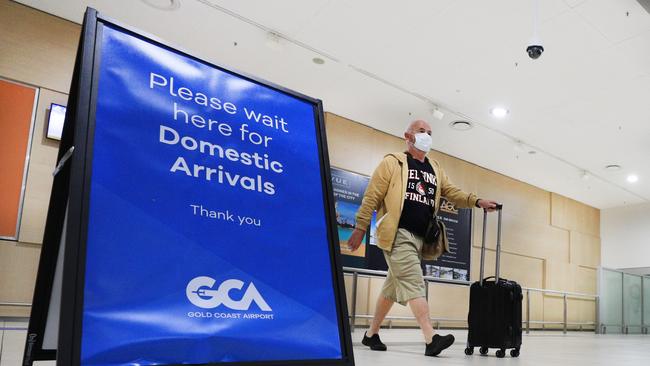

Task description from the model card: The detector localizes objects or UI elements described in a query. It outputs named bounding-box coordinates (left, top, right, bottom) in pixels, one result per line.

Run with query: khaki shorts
left=381, top=228, right=426, bottom=306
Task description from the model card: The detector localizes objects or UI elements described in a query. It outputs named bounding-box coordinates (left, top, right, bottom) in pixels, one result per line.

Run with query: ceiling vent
left=141, top=0, right=180, bottom=10
left=449, top=121, right=473, bottom=131
left=605, top=164, right=622, bottom=171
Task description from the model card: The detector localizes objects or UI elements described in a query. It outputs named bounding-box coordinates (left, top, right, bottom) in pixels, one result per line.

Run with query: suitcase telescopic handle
left=479, top=203, right=503, bottom=286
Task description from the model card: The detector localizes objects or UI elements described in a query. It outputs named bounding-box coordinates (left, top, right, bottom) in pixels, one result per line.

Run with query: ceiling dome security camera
left=526, top=0, right=544, bottom=61
left=526, top=44, right=544, bottom=60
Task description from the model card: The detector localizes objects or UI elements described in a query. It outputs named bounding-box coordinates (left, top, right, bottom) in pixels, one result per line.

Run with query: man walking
left=348, top=120, right=498, bottom=356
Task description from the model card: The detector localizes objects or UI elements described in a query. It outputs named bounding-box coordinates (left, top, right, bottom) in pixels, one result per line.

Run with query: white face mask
left=412, top=132, right=432, bottom=152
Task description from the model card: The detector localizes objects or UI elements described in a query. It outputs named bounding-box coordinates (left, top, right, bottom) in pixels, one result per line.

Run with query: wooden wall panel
left=343, top=276, right=352, bottom=313
left=525, top=291, right=545, bottom=329
left=428, top=283, right=469, bottom=322
left=578, top=203, right=600, bottom=237
left=543, top=295, right=564, bottom=328
left=18, top=89, right=67, bottom=243
left=551, top=193, right=569, bottom=230
left=344, top=275, right=372, bottom=326
left=545, top=260, right=576, bottom=293
left=0, top=1, right=79, bottom=93
left=0, top=240, right=40, bottom=317
left=569, top=231, right=601, bottom=268
left=472, top=211, right=570, bottom=262
left=472, top=166, right=551, bottom=226
left=572, top=298, right=597, bottom=326
left=427, top=150, right=478, bottom=195
left=575, top=266, right=598, bottom=294
left=325, top=113, right=403, bottom=177
left=470, top=248, right=544, bottom=289
left=551, top=193, right=600, bottom=236
left=544, top=260, right=597, bottom=295
left=543, top=295, right=596, bottom=329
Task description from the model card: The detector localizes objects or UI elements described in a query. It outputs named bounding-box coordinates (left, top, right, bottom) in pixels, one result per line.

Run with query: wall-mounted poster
left=330, top=167, right=376, bottom=268
left=331, top=167, right=472, bottom=284
left=366, top=197, right=472, bottom=284
left=423, top=198, right=473, bottom=283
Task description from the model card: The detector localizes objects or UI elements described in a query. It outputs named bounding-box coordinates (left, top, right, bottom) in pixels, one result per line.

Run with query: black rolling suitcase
left=465, top=205, right=522, bottom=358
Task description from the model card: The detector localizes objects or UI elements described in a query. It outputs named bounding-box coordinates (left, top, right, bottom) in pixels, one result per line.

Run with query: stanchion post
left=526, top=289, right=531, bottom=334
left=351, top=272, right=358, bottom=332
left=641, top=278, right=645, bottom=335
left=563, top=293, right=568, bottom=334
left=595, top=296, right=600, bottom=334
left=622, top=274, right=627, bottom=334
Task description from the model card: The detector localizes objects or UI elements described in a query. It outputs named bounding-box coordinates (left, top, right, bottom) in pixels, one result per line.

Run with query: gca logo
left=186, top=276, right=272, bottom=311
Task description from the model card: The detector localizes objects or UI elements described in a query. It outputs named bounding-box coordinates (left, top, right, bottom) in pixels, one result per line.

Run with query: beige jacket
left=355, top=152, right=478, bottom=253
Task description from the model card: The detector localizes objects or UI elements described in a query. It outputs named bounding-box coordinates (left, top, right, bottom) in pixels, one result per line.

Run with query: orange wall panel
left=0, top=79, right=37, bottom=238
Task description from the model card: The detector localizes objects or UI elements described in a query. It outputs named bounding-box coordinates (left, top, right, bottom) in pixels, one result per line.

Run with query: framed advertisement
left=423, top=198, right=473, bottom=284
left=330, top=168, right=472, bottom=285
left=330, top=167, right=377, bottom=269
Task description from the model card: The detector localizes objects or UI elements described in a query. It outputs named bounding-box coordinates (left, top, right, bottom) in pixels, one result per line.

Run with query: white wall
left=601, top=202, right=650, bottom=269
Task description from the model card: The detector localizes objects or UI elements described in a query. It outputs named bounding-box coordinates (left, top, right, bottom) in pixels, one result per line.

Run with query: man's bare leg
left=409, top=296, right=456, bottom=356
left=366, top=295, right=394, bottom=336
left=408, top=297, right=435, bottom=343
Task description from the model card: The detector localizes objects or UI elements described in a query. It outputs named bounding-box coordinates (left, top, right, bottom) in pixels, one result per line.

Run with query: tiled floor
left=351, top=328, right=650, bottom=366
left=2, top=321, right=649, bottom=365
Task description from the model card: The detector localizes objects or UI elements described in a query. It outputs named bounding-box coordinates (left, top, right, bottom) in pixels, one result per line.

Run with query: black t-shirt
left=398, top=154, right=438, bottom=237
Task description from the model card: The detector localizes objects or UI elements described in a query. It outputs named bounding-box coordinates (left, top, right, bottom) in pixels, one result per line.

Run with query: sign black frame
left=24, top=8, right=354, bottom=366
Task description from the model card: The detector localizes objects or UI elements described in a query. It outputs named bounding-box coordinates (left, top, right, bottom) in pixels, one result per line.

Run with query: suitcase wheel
left=496, top=349, right=506, bottom=358
left=464, top=347, right=473, bottom=355
left=510, top=348, right=520, bottom=358
left=479, top=346, right=489, bottom=355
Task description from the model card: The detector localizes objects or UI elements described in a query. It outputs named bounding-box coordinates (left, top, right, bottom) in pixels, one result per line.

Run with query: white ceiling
left=15, top=0, right=650, bottom=209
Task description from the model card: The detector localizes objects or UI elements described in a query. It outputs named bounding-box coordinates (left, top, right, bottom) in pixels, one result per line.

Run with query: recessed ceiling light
left=449, top=121, right=473, bottom=131
left=627, top=174, right=639, bottom=183
left=312, top=57, right=325, bottom=65
left=490, top=107, right=509, bottom=118
left=605, top=164, right=622, bottom=171
left=140, top=0, right=180, bottom=10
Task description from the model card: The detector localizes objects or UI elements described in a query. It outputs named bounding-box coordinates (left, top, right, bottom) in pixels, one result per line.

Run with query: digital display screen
left=47, top=103, right=66, bottom=140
